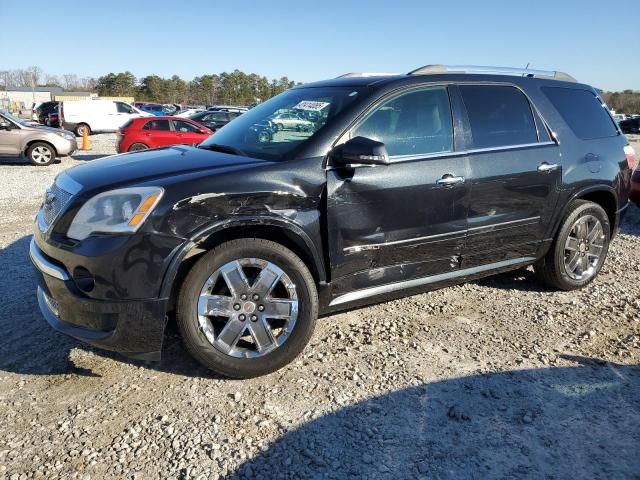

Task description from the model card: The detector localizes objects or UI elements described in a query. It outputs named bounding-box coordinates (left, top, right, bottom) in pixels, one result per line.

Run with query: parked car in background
left=61, top=100, right=151, bottom=136
left=36, top=101, right=59, bottom=124
left=138, top=104, right=170, bottom=116
left=30, top=65, right=635, bottom=378
left=174, top=108, right=207, bottom=117
left=189, top=110, right=243, bottom=131
left=117, top=116, right=212, bottom=153
left=207, top=105, right=248, bottom=113
left=0, top=109, right=76, bottom=165
left=46, top=112, right=60, bottom=128
left=270, top=111, right=314, bottom=131
left=31, top=102, right=42, bottom=122
left=630, top=166, right=640, bottom=206
left=619, top=118, right=640, bottom=135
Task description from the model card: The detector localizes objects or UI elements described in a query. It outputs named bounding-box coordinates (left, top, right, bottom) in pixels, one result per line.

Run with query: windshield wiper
left=199, top=143, right=247, bottom=157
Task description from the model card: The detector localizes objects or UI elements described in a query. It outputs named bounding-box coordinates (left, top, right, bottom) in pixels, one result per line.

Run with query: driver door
left=326, top=85, right=470, bottom=301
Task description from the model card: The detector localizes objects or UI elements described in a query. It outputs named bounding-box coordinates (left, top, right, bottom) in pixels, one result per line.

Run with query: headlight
left=55, top=131, right=75, bottom=140
left=67, top=187, right=164, bottom=240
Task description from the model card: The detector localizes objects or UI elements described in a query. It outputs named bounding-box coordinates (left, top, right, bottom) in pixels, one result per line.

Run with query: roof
left=298, top=65, right=583, bottom=89
left=7, top=86, right=63, bottom=93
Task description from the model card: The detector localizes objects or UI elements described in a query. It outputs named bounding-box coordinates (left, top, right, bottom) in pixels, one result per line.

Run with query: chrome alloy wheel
left=31, top=146, right=52, bottom=164
left=563, top=214, right=605, bottom=281
left=197, top=258, right=298, bottom=358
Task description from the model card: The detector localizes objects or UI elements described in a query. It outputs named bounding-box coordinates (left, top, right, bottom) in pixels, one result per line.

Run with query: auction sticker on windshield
left=293, top=101, right=330, bottom=112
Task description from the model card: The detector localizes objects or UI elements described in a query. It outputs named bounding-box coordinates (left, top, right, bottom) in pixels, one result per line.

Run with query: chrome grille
left=41, top=183, right=73, bottom=228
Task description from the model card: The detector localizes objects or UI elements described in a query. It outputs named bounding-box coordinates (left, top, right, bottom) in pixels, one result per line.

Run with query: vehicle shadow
left=619, top=203, right=640, bottom=236
left=227, top=356, right=640, bottom=479
left=71, top=153, right=109, bottom=162
left=472, top=267, right=552, bottom=293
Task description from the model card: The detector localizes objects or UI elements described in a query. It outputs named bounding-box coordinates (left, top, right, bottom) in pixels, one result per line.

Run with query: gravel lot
left=0, top=134, right=639, bottom=480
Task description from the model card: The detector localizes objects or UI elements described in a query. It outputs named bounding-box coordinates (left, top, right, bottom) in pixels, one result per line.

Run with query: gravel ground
left=0, top=134, right=639, bottom=480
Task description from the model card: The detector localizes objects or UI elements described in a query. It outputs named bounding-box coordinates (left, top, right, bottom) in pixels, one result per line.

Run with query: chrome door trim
left=329, top=256, right=536, bottom=306
left=343, top=229, right=466, bottom=254
left=29, top=238, right=69, bottom=281
left=342, top=216, right=539, bottom=253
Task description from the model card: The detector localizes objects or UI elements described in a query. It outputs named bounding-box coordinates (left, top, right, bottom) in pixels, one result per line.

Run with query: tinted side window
left=542, top=87, right=618, bottom=140
left=460, top=85, right=538, bottom=149
left=173, top=120, right=200, bottom=132
left=204, top=112, right=228, bottom=122
left=142, top=120, right=171, bottom=131
left=116, top=102, right=134, bottom=113
left=353, top=86, right=453, bottom=157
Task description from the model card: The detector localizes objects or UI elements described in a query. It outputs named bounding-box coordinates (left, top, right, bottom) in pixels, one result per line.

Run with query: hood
left=27, top=124, right=73, bottom=135
left=66, top=146, right=271, bottom=191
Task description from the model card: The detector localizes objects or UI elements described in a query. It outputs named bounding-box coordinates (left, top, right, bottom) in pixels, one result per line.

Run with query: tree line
left=0, top=66, right=298, bottom=106
left=95, top=70, right=298, bottom=105
left=0, top=66, right=97, bottom=92
left=601, top=90, right=640, bottom=115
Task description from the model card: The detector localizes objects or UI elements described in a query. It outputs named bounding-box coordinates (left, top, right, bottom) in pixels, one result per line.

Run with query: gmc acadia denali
left=31, top=65, right=636, bottom=378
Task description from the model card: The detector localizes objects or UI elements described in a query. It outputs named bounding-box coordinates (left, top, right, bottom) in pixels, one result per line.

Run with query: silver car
left=0, top=110, right=77, bottom=166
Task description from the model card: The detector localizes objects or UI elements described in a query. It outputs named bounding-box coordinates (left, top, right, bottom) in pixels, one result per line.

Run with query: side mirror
left=330, top=136, right=389, bottom=168
left=0, top=121, right=11, bottom=130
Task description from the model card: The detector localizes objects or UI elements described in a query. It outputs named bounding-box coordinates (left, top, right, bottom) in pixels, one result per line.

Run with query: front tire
left=534, top=200, right=610, bottom=290
left=177, top=239, right=318, bottom=378
left=26, top=142, right=56, bottom=166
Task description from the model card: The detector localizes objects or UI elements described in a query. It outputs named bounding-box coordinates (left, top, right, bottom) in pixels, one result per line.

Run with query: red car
left=626, top=145, right=640, bottom=205
left=117, top=117, right=213, bottom=153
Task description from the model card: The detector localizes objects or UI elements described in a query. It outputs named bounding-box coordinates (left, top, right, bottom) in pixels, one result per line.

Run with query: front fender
left=159, top=215, right=326, bottom=298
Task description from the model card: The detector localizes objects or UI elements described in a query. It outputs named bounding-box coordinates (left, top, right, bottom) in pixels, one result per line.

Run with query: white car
left=174, top=108, right=206, bottom=118
left=61, top=100, right=152, bottom=136
left=270, top=112, right=314, bottom=131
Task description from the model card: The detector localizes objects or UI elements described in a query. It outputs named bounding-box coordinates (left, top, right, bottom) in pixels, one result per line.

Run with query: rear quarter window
left=541, top=87, right=618, bottom=140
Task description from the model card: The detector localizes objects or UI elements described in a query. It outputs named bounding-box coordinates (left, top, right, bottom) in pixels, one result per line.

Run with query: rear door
left=140, top=119, right=173, bottom=147
left=326, top=85, right=470, bottom=299
left=455, top=84, right=561, bottom=268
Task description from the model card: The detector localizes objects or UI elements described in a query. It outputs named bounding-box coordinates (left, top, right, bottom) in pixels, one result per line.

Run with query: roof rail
left=336, top=72, right=400, bottom=79
left=407, top=65, right=577, bottom=83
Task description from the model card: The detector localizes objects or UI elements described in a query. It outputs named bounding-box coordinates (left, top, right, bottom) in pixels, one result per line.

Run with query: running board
left=329, top=257, right=536, bottom=307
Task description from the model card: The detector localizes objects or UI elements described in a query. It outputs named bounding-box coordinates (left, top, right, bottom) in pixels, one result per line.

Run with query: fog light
left=73, top=266, right=95, bottom=293
left=41, top=289, right=60, bottom=317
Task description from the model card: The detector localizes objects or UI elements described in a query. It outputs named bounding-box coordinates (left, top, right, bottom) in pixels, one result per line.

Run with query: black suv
left=31, top=65, right=635, bottom=378
left=189, top=110, right=243, bottom=131
left=36, top=101, right=59, bottom=125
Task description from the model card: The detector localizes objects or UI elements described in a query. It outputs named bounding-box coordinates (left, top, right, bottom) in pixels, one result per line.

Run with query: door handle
left=436, top=174, right=465, bottom=186
left=537, top=162, right=560, bottom=173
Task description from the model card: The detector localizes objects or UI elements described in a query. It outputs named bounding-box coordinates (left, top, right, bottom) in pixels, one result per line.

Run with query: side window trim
left=346, top=84, right=456, bottom=162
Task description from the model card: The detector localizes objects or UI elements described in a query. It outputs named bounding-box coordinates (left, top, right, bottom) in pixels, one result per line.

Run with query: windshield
left=199, top=86, right=365, bottom=160
left=0, top=110, right=28, bottom=126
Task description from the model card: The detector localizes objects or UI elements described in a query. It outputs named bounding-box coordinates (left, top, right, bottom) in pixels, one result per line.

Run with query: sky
left=2, top=0, right=638, bottom=91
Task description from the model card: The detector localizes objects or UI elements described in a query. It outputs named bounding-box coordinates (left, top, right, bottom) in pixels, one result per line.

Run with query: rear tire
left=26, top=142, right=56, bottom=166
left=75, top=123, right=90, bottom=137
left=177, top=239, right=318, bottom=378
left=128, top=143, right=149, bottom=152
left=534, top=200, right=610, bottom=290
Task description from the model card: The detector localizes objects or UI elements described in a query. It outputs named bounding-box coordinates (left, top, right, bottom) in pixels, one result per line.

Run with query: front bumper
left=30, top=238, right=168, bottom=361
left=51, top=134, right=77, bottom=156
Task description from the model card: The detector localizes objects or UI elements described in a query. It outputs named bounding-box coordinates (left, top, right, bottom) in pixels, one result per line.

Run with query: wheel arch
left=160, top=218, right=327, bottom=310
left=553, top=186, right=618, bottom=239
left=24, top=140, right=57, bottom=158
